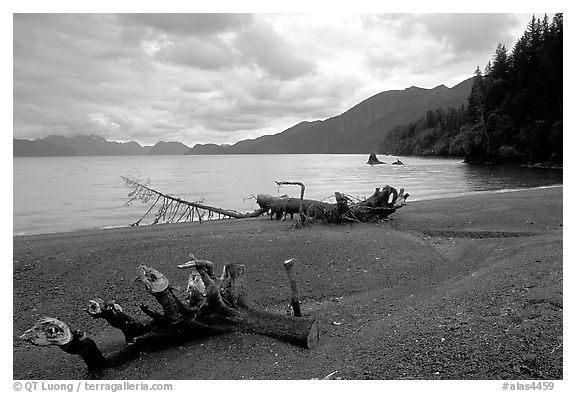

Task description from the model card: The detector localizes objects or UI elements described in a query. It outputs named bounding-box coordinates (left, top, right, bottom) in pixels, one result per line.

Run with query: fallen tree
left=264, top=185, right=409, bottom=224
left=122, top=176, right=408, bottom=226
left=122, top=176, right=270, bottom=225
left=20, top=255, right=319, bottom=370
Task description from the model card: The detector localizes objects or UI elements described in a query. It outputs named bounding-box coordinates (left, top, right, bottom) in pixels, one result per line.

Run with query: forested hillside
left=379, top=14, right=563, bottom=166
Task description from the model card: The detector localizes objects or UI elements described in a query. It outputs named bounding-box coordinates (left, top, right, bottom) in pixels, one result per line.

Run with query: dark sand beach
left=13, top=187, right=563, bottom=380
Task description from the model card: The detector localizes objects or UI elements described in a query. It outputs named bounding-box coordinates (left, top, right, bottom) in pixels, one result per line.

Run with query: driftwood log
left=122, top=177, right=408, bottom=226
left=122, top=176, right=270, bottom=225
left=283, top=259, right=302, bottom=317
left=20, top=255, right=319, bottom=370
left=260, top=185, right=409, bottom=224
left=19, top=317, right=108, bottom=370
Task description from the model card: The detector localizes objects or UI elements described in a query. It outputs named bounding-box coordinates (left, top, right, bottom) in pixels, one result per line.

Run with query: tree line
left=379, top=14, right=562, bottom=166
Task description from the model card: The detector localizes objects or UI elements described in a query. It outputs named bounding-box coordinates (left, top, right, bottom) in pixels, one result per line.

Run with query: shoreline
left=13, top=184, right=564, bottom=238
left=13, top=186, right=563, bottom=379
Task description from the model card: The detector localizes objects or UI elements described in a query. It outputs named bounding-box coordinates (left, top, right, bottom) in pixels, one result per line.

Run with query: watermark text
left=14, top=381, right=173, bottom=393
left=502, top=381, right=554, bottom=391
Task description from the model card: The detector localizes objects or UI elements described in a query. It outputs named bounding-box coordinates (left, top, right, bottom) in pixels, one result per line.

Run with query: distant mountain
left=14, top=135, right=152, bottom=157
left=184, top=143, right=231, bottom=155
left=38, top=135, right=149, bottom=156
left=187, top=121, right=322, bottom=155
left=13, top=134, right=194, bottom=157
left=187, top=78, right=474, bottom=155
left=146, top=141, right=191, bottom=155
left=13, top=138, right=76, bottom=157
left=14, top=78, right=474, bottom=157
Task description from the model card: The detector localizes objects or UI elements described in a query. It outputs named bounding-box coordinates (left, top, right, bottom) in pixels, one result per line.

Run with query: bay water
left=13, top=155, right=563, bottom=236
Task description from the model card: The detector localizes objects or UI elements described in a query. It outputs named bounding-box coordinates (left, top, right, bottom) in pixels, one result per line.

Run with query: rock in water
left=367, top=153, right=384, bottom=165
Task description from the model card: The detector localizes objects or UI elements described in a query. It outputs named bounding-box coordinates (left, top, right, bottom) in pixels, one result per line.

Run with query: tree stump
left=20, top=254, right=320, bottom=370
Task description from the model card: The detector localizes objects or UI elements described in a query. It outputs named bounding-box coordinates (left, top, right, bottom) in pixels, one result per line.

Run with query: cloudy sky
left=13, top=13, right=535, bottom=147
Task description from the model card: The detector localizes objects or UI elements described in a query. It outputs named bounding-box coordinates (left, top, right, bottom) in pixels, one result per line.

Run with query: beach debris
left=122, top=176, right=269, bottom=226
left=283, top=258, right=301, bottom=317
left=122, top=176, right=409, bottom=227
left=265, top=183, right=409, bottom=224
left=20, top=317, right=106, bottom=370
left=274, top=181, right=307, bottom=225
left=86, top=298, right=151, bottom=343
left=21, top=254, right=320, bottom=370
left=323, top=370, right=339, bottom=379
left=20, top=317, right=73, bottom=347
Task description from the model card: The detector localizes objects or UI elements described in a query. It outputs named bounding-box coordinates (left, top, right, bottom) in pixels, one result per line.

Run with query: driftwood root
left=21, top=255, right=319, bottom=371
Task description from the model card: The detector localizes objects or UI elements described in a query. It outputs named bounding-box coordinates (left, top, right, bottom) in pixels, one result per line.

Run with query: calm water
left=13, top=155, right=562, bottom=236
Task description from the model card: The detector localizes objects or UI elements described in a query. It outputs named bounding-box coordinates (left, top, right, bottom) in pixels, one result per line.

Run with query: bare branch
left=121, top=176, right=268, bottom=226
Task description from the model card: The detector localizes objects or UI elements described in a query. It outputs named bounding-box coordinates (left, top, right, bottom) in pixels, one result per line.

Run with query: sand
left=13, top=187, right=563, bottom=380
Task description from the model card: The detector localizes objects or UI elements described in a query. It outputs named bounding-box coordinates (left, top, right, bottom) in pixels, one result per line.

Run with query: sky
left=13, top=12, right=538, bottom=147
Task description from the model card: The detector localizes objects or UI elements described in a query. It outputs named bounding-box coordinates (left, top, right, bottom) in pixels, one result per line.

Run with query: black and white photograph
left=10, top=2, right=565, bottom=388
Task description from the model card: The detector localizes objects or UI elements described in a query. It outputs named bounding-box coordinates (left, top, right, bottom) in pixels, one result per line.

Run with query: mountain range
left=13, top=135, right=190, bottom=157
left=187, top=77, right=474, bottom=154
left=14, top=77, right=473, bottom=157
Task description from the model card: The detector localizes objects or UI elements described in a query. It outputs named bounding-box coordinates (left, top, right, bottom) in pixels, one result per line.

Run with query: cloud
left=366, top=47, right=466, bottom=77
left=13, top=13, right=528, bottom=147
left=234, top=22, right=317, bottom=81
left=155, top=36, right=237, bottom=70
left=362, top=13, right=524, bottom=89
left=120, top=14, right=253, bottom=36
left=361, top=13, right=421, bottom=38
left=418, top=14, right=519, bottom=53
